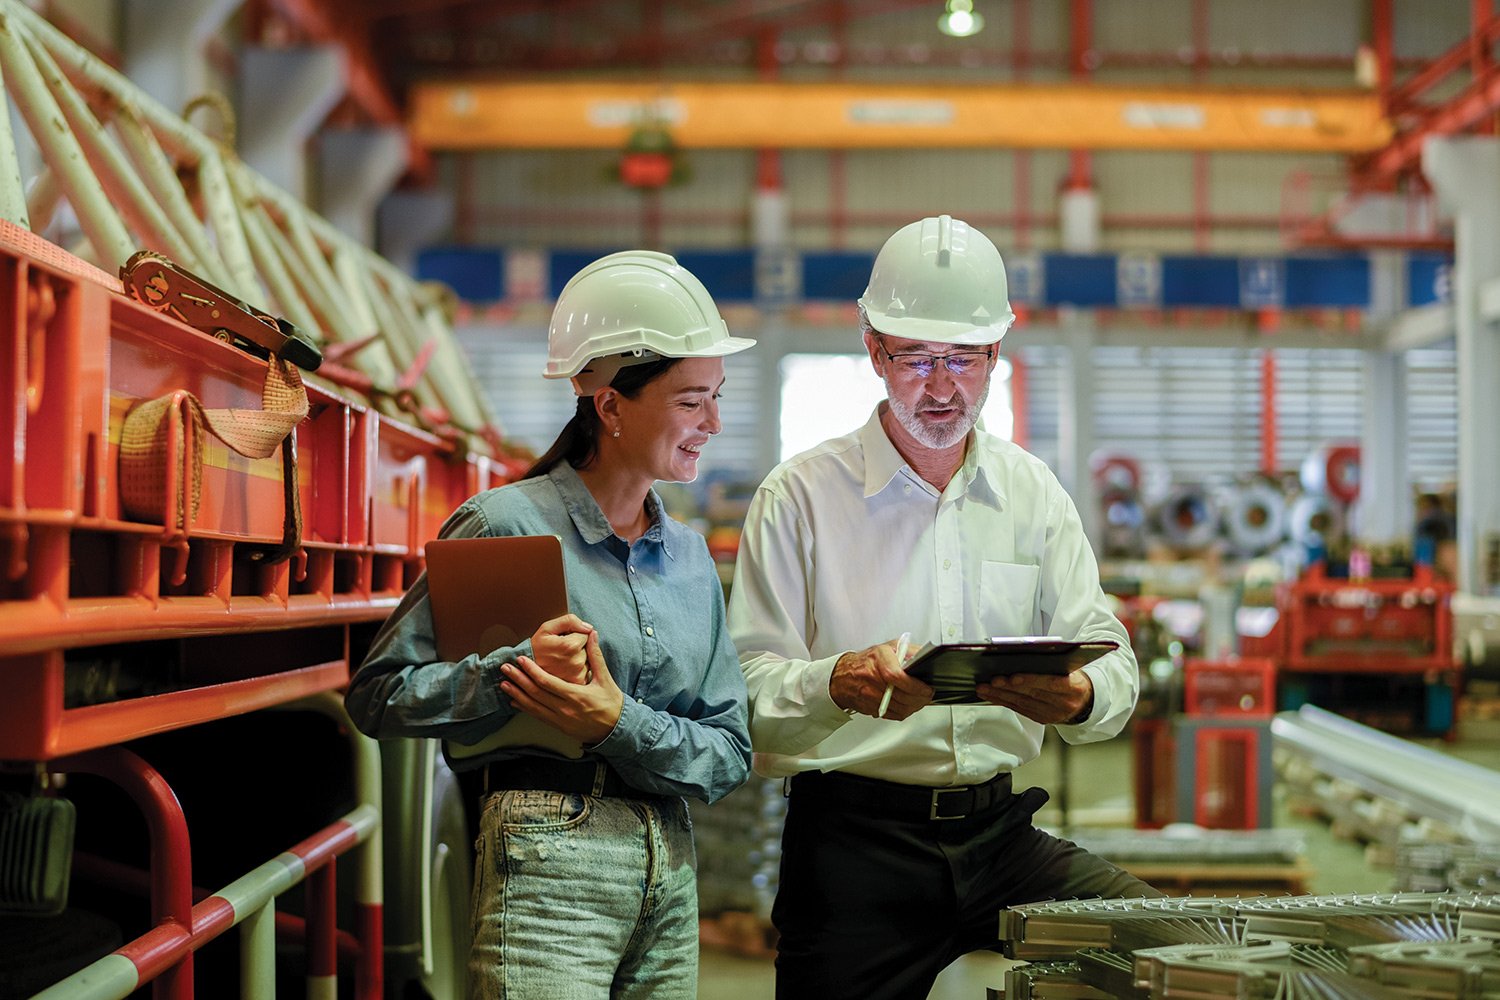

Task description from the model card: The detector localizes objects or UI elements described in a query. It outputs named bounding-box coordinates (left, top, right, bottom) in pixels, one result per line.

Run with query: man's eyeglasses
left=878, top=341, right=994, bottom=378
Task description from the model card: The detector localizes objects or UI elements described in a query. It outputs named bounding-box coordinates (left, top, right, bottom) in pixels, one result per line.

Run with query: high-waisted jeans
left=469, top=789, right=698, bottom=1000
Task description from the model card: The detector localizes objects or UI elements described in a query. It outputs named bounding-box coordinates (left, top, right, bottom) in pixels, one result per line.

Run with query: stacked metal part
left=997, top=891, right=1500, bottom=999
left=1272, top=705, right=1500, bottom=853
left=1065, top=828, right=1307, bottom=868
left=1396, top=843, right=1500, bottom=893
left=688, top=773, right=784, bottom=921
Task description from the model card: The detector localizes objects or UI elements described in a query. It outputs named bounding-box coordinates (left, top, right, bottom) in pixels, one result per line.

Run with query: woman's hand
left=500, top=631, right=625, bottom=745
left=528, top=614, right=595, bottom=684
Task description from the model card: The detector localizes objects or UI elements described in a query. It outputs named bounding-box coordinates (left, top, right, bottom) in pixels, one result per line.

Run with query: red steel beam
left=1371, top=0, right=1394, bottom=115
left=1363, top=56, right=1500, bottom=184
left=1066, top=0, right=1094, bottom=191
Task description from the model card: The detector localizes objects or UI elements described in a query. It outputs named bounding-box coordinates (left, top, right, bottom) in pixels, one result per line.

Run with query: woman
left=345, top=250, right=755, bottom=999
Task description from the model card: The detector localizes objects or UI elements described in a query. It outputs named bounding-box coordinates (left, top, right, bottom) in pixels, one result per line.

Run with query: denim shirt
left=345, top=463, right=751, bottom=805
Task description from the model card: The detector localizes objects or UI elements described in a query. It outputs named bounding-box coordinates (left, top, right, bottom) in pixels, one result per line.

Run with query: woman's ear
left=593, top=386, right=621, bottom=425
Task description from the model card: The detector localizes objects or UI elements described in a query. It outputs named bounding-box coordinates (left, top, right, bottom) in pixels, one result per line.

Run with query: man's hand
left=829, top=638, right=933, bottom=720
left=501, top=631, right=624, bottom=745
left=528, top=614, right=595, bottom=684
left=976, top=671, right=1094, bottom=725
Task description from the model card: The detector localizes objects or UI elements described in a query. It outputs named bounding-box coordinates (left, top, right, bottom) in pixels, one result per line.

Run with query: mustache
left=917, top=394, right=965, bottom=413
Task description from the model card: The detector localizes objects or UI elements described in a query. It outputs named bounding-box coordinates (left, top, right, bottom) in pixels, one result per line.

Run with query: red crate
left=1184, top=657, right=1277, bottom=717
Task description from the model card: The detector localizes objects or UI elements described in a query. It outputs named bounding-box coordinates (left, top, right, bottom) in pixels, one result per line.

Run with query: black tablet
left=903, top=638, right=1119, bottom=705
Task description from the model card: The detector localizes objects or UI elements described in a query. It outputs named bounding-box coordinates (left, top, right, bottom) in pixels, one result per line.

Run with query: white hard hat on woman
left=858, top=214, right=1016, bottom=346
left=545, top=250, right=755, bottom=395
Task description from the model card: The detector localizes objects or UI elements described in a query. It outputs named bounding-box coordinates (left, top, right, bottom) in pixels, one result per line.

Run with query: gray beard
left=884, top=377, right=990, bottom=449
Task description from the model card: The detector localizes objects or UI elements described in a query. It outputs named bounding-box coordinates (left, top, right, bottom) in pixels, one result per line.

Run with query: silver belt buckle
left=929, top=786, right=969, bottom=821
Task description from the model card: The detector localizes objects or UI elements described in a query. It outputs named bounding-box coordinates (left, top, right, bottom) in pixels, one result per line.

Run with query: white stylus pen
left=878, top=631, right=910, bottom=719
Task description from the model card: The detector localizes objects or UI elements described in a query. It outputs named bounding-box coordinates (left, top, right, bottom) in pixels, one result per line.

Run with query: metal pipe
left=0, top=10, right=133, bottom=266
left=0, top=48, right=29, bottom=227
left=19, top=27, right=197, bottom=270
left=24, top=166, right=61, bottom=232
left=111, top=105, right=234, bottom=290
left=53, top=747, right=195, bottom=1000
left=197, top=148, right=260, bottom=301
left=1271, top=704, right=1500, bottom=843
left=237, top=193, right=323, bottom=339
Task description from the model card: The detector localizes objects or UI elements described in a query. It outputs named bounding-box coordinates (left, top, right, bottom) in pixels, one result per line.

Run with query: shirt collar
left=858, top=405, right=1007, bottom=510
left=549, top=463, right=672, bottom=557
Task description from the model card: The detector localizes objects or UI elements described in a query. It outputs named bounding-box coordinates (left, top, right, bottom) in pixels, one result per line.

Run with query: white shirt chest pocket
left=980, top=561, right=1042, bottom=637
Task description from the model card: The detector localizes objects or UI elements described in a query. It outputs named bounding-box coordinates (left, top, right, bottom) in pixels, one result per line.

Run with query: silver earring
left=612, top=428, right=621, bottom=438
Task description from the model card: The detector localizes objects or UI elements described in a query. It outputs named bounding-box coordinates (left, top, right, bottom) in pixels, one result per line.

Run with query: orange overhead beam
left=410, top=81, right=1392, bottom=153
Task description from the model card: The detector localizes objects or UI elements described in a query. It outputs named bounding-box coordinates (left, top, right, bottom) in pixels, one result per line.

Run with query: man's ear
left=862, top=331, right=885, bottom=375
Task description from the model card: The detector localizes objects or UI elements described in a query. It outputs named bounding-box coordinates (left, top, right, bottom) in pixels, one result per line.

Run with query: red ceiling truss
left=236, top=0, right=1500, bottom=250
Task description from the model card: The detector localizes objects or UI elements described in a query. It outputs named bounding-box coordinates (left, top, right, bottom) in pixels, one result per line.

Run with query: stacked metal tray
left=998, top=891, right=1500, bottom=999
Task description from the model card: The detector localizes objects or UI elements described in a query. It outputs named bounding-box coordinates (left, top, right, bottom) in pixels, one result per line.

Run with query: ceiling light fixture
left=938, top=0, right=984, bottom=38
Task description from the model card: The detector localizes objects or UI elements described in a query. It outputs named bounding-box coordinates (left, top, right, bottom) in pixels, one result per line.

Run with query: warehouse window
left=777, top=353, right=1013, bottom=463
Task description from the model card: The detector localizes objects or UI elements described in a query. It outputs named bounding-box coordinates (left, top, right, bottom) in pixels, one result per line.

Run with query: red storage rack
left=1279, top=563, right=1454, bottom=674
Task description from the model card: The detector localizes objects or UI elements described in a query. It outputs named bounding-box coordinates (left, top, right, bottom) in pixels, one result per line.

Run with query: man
left=728, top=215, right=1159, bottom=999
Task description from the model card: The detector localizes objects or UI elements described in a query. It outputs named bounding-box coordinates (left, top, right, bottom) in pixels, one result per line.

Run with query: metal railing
left=31, top=693, right=383, bottom=1000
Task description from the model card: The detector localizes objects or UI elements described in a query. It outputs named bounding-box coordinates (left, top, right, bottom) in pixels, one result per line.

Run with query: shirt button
left=645, top=626, right=654, bottom=636
left=903, top=484, right=912, bottom=495
left=948, top=626, right=957, bottom=637
left=628, top=566, right=636, bottom=574
left=943, top=559, right=951, bottom=570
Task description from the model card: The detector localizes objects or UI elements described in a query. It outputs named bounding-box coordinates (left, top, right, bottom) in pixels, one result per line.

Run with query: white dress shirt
left=728, top=406, right=1138, bottom=786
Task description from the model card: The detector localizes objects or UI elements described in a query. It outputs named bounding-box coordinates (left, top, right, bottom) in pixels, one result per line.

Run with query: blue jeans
left=469, top=789, right=698, bottom=999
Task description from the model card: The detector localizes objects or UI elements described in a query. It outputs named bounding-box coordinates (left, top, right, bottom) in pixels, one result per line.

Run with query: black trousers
left=771, top=770, right=1162, bottom=1000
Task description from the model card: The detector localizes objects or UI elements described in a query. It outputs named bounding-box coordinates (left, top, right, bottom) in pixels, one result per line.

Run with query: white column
left=317, top=126, right=409, bottom=248
left=1423, top=136, right=1500, bottom=594
left=752, top=187, right=798, bottom=308
left=1059, top=188, right=1101, bottom=254
left=123, top=0, right=239, bottom=114
left=237, top=45, right=343, bottom=202
left=1354, top=250, right=1411, bottom=545
left=1058, top=181, right=1102, bottom=548
left=1059, top=312, right=1100, bottom=549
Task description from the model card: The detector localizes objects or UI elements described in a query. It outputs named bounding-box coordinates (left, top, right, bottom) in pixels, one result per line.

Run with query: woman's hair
left=523, top=357, right=683, bottom=480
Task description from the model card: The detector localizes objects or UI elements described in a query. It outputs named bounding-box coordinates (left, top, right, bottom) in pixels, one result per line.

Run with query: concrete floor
left=698, top=712, right=1500, bottom=1000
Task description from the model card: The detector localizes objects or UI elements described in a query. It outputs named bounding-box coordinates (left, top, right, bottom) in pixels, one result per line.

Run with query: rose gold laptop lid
left=423, top=535, right=570, bottom=662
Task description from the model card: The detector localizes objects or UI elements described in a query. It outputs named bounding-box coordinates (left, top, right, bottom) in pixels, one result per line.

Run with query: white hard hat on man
left=544, top=250, right=754, bottom=395
left=858, top=214, right=1016, bottom=345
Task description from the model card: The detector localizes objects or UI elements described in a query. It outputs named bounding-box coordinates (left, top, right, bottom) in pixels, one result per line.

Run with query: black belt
left=482, top=757, right=636, bottom=798
left=790, top=769, right=1014, bottom=822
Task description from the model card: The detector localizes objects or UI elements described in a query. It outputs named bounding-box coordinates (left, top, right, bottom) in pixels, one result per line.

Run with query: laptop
left=423, top=534, right=583, bottom=759
left=424, top=535, right=570, bottom=662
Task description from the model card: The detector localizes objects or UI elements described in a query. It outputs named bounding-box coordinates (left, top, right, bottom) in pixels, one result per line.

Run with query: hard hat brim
left=863, top=311, right=1013, bottom=347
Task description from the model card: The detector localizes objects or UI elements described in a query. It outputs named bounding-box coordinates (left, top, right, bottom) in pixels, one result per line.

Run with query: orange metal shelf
left=0, top=655, right=350, bottom=760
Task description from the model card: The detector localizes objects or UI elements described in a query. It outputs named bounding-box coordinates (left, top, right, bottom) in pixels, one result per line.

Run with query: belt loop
left=591, top=761, right=607, bottom=797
